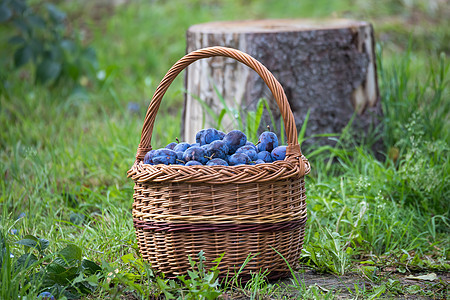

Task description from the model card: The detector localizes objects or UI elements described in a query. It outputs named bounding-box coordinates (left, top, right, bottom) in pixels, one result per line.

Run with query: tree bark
left=182, top=19, right=380, bottom=147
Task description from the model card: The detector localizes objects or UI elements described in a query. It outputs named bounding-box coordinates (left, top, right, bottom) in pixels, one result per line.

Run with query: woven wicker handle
left=135, top=46, right=302, bottom=162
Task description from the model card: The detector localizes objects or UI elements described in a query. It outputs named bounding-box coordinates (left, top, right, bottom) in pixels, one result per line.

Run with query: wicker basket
left=127, top=46, right=310, bottom=279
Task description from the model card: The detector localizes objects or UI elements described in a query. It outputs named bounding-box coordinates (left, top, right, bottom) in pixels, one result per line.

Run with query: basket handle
left=135, top=46, right=302, bottom=162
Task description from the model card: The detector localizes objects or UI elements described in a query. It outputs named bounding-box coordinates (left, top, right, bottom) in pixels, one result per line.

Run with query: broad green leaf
left=8, top=35, right=26, bottom=45
left=63, top=61, right=81, bottom=80
left=71, top=272, right=86, bottom=284
left=29, top=39, right=44, bottom=59
left=45, top=3, right=66, bottom=23
left=45, top=46, right=63, bottom=61
left=58, top=244, right=82, bottom=262
left=187, top=270, right=198, bottom=280
left=81, top=259, right=102, bottom=275
left=86, top=274, right=99, bottom=286
left=77, top=278, right=97, bottom=294
left=46, top=263, right=79, bottom=284
left=60, top=39, right=76, bottom=54
left=10, top=0, right=27, bottom=13
left=17, top=235, right=39, bottom=251
left=0, top=5, right=12, bottom=22
left=47, top=261, right=66, bottom=273
left=14, top=46, right=33, bottom=68
left=204, top=271, right=214, bottom=283
left=39, top=238, right=50, bottom=251
left=121, top=253, right=135, bottom=264
left=15, top=253, right=38, bottom=270
left=36, top=59, right=61, bottom=84
left=28, top=15, right=46, bottom=28
left=13, top=19, right=30, bottom=34
left=156, top=278, right=175, bottom=299
left=82, top=47, right=98, bottom=69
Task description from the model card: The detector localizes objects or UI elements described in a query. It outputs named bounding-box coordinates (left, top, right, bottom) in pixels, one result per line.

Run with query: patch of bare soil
left=280, top=269, right=449, bottom=299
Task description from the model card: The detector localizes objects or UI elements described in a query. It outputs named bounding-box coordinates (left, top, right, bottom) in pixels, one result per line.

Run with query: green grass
left=1, top=0, right=449, bottom=299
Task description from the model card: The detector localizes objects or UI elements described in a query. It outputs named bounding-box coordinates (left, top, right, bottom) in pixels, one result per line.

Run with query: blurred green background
left=0, top=0, right=448, bottom=299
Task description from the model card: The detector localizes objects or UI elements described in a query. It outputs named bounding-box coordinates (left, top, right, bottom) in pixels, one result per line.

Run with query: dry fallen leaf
left=405, top=273, right=438, bottom=281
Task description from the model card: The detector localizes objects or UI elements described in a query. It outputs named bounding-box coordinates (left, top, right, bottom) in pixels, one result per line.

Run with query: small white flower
left=97, top=70, right=106, bottom=80
left=144, top=76, right=152, bottom=87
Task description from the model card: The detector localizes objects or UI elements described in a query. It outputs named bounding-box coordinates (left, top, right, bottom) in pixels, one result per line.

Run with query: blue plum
left=204, top=128, right=221, bottom=144
left=38, top=292, right=55, bottom=300
left=185, top=160, right=202, bottom=166
left=271, top=146, right=287, bottom=161
left=228, top=153, right=251, bottom=166
left=143, top=150, right=156, bottom=164
left=254, top=159, right=265, bottom=164
left=183, top=146, right=208, bottom=164
left=165, top=142, right=177, bottom=150
left=256, top=131, right=278, bottom=152
left=223, top=130, right=247, bottom=154
left=195, top=129, right=205, bottom=144
left=206, top=158, right=229, bottom=166
left=245, top=141, right=257, bottom=151
left=235, top=146, right=257, bottom=161
left=175, top=151, right=185, bottom=164
left=257, top=151, right=273, bottom=163
left=218, top=131, right=226, bottom=139
left=196, top=128, right=221, bottom=145
left=206, top=140, right=229, bottom=160
left=152, top=149, right=177, bottom=165
left=173, top=142, right=190, bottom=152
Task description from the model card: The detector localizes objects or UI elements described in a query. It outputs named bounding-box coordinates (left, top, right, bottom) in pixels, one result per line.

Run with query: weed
left=155, top=251, right=223, bottom=299
left=0, top=0, right=98, bottom=86
left=0, top=231, right=102, bottom=299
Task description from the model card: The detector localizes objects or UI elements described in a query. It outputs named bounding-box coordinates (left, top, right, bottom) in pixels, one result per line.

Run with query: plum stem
left=204, top=153, right=215, bottom=160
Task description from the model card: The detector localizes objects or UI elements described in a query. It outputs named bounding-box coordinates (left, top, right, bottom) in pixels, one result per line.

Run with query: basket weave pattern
left=128, top=46, right=310, bottom=278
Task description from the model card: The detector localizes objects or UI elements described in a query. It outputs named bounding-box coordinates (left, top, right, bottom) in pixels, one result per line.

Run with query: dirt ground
left=121, top=269, right=449, bottom=299
left=280, top=269, right=450, bottom=299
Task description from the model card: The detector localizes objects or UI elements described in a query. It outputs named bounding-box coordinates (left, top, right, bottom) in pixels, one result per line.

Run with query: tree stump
left=182, top=19, right=380, bottom=146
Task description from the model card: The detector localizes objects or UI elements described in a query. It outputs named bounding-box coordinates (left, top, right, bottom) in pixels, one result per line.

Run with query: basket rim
left=128, top=155, right=310, bottom=184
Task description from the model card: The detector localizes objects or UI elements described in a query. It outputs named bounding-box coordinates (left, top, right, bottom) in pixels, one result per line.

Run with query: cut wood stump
left=182, top=19, right=381, bottom=146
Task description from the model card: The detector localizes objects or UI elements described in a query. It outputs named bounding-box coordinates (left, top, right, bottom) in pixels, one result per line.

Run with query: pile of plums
left=143, top=128, right=287, bottom=166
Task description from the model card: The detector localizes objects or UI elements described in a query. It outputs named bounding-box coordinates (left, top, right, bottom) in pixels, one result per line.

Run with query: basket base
left=134, top=222, right=306, bottom=278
